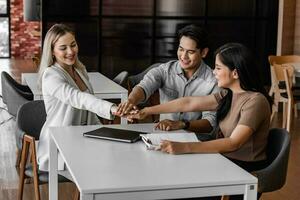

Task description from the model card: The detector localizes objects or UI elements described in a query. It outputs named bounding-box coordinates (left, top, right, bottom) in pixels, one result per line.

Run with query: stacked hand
left=112, top=101, right=190, bottom=154
left=115, top=101, right=137, bottom=116
left=113, top=101, right=149, bottom=122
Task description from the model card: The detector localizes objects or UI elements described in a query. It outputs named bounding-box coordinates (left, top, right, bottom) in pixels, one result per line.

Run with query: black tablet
left=83, top=127, right=144, bottom=143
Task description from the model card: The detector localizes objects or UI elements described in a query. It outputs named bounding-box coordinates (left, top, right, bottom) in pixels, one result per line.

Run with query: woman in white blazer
left=37, top=24, right=117, bottom=171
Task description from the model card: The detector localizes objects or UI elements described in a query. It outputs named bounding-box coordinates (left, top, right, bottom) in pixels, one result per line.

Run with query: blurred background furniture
left=272, top=64, right=300, bottom=132
left=17, top=100, right=71, bottom=200
left=269, top=56, right=300, bottom=131
left=102, top=71, right=129, bottom=124
left=269, top=55, right=300, bottom=98
left=127, top=63, right=161, bottom=123
left=112, top=71, right=129, bottom=88
left=1, top=71, right=33, bottom=167
left=1, top=71, right=33, bottom=117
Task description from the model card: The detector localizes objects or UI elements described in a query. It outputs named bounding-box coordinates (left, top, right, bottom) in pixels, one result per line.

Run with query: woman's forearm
left=188, top=137, right=240, bottom=153
left=144, top=95, right=218, bottom=115
left=144, top=97, right=193, bottom=115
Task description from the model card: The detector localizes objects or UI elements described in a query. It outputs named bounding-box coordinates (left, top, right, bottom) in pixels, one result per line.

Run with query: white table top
left=22, top=72, right=127, bottom=98
left=49, top=124, right=257, bottom=196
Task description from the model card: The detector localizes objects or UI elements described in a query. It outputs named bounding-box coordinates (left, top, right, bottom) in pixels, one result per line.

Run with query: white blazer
left=37, top=63, right=114, bottom=171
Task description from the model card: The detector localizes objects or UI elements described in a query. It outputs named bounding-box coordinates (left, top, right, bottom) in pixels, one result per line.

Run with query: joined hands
left=112, top=101, right=148, bottom=122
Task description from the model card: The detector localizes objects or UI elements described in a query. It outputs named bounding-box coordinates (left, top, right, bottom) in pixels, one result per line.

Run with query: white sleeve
left=42, top=68, right=114, bottom=119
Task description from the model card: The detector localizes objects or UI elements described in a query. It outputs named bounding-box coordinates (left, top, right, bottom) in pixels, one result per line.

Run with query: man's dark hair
left=178, top=24, right=209, bottom=50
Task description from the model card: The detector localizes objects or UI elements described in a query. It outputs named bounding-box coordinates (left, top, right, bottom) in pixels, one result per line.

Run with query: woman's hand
left=126, top=108, right=149, bottom=121
left=160, top=140, right=191, bottom=154
left=116, top=100, right=138, bottom=116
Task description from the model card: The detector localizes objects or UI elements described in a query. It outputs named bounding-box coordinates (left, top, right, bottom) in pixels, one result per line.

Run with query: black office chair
left=113, top=71, right=129, bottom=88
left=127, top=63, right=161, bottom=122
left=1, top=71, right=34, bottom=167
left=252, top=128, right=291, bottom=194
left=127, top=63, right=161, bottom=88
left=1, top=71, right=33, bottom=116
left=17, top=100, right=71, bottom=200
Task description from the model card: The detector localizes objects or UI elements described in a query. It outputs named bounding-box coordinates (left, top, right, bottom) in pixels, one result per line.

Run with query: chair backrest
left=1, top=71, right=33, bottom=116
left=252, top=128, right=291, bottom=193
left=113, top=71, right=129, bottom=87
left=127, top=63, right=161, bottom=122
left=127, top=63, right=161, bottom=89
left=16, top=100, right=46, bottom=140
left=273, top=64, right=294, bottom=97
left=269, top=55, right=300, bottom=65
left=268, top=55, right=300, bottom=95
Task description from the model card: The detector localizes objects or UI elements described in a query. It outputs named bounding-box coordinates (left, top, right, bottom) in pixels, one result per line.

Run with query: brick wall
left=10, top=0, right=41, bottom=59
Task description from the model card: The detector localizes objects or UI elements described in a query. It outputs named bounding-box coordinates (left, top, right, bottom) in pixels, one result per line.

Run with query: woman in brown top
left=129, top=42, right=272, bottom=161
left=127, top=43, right=272, bottom=199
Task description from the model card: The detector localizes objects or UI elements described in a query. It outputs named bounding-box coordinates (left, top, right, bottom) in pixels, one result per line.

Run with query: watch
left=182, top=120, right=190, bottom=130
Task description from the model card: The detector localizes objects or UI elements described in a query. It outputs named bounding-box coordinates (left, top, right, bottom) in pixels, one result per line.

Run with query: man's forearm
left=128, top=86, right=146, bottom=105
left=188, top=119, right=213, bottom=133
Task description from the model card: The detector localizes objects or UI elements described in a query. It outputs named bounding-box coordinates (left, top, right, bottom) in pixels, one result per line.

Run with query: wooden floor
left=0, top=59, right=300, bottom=199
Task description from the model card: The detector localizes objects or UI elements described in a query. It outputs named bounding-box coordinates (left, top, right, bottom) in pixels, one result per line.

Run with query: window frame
left=0, top=0, right=10, bottom=58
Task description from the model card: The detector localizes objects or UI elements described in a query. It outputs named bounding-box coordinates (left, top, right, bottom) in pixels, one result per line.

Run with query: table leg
left=243, top=184, right=257, bottom=200
left=49, top=136, right=58, bottom=200
left=120, top=93, right=128, bottom=124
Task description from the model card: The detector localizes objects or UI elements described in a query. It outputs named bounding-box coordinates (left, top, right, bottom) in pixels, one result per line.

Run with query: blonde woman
left=37, top=24, right=116, bottom=171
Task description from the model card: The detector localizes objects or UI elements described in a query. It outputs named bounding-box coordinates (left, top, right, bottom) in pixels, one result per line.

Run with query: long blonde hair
left=37, top=24, right=85, bottom=89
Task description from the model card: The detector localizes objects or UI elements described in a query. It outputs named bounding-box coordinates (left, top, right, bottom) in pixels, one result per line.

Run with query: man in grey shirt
left=117, top=25, right=219, bottom=133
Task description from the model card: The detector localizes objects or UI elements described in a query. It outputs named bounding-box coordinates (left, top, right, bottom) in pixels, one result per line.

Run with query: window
left=42, top=0, right=278, bottom=84
left=0, top=0, right=9, bottom=57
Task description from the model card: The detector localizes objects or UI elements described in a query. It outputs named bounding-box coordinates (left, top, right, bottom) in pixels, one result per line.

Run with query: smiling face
left=52, top=32, right=78, bottom=68
left=213, top=54, right=238, bottom=88
left=177, top=36, right=208, bottom=72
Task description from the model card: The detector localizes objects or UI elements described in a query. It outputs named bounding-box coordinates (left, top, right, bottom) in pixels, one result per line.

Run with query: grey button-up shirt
left=137, top=60, right=219, bottom=128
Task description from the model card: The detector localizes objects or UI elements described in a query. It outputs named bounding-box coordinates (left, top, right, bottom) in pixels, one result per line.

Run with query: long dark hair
left=216, top=43, right=272, bottom=121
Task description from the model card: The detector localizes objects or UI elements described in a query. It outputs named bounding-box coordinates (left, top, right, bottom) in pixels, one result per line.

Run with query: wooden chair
left=17, top=100, right=71, bottom=200
left=268, top=55, right=300, bottom=120
left=272, top=64, right=300, bottom=132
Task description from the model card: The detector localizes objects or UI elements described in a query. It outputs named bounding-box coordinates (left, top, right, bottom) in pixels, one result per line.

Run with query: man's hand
left=155, top=119, right=185, bottom=131
left=116, top=101, right=138, bottom=116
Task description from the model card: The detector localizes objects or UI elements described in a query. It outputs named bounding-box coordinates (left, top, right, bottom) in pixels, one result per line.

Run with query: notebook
left=83, top=127, right=144, bottom=143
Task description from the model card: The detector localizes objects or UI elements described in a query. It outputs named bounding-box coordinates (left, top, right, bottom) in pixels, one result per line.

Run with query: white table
left=49, top=124, right=257, bottom=200
left=22, top=72, right=128, bottom=124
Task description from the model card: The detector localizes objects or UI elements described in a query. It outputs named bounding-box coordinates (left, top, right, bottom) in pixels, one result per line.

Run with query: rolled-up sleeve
left=136, top=65, right=164, bottom=103
left=201, top=84, right=222, bottom=129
